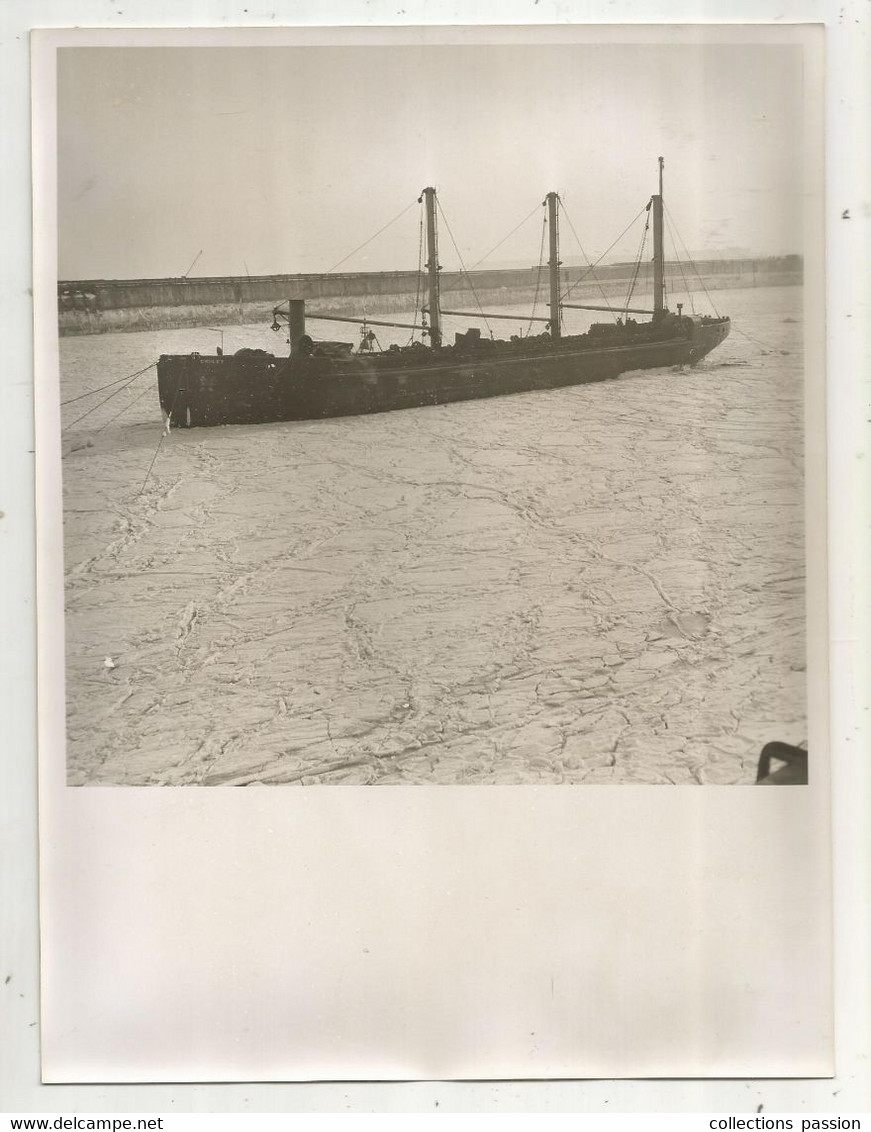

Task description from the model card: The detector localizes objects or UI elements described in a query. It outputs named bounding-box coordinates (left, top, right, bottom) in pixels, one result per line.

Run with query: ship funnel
left=288, top=299, right=306, bottom=354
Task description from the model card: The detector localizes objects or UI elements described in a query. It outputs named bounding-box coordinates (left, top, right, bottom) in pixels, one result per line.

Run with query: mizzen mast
left=652, top=155, right=665, bottom=316
left=545, top=191, right=561, bottom=339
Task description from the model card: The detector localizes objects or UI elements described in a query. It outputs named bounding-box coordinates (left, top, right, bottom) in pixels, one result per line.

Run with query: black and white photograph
left=55, top=31, right=816, bottom=788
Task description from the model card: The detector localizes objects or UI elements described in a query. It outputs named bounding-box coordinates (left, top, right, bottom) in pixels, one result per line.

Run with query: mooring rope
left=61, top=361, right=156, bottom=407
left=731, top=324, right=784, bottom=353
left=63, top=362, right=158, bottom=432
left=139, top=385, right=182, bottom=496
left=95, top=381, right=156, bottom=433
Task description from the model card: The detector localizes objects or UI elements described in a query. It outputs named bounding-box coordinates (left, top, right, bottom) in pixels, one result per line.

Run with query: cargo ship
left=157, top=159, right=730, bottom=427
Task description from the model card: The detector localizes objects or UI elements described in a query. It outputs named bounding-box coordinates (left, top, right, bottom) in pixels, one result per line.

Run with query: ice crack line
left=592, top=548, right=678, bottom=612
left=175, top=601, right=199, bottom=653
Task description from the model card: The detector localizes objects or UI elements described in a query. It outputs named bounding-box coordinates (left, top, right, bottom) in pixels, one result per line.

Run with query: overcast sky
left=57, top=39, right=807, bottom=280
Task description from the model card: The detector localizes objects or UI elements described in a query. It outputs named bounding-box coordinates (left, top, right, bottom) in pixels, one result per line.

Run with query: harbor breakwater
left=59, top=256, right=801, bottom=336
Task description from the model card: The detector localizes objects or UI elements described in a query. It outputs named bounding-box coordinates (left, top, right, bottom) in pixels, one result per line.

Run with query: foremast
left=419, top=186, right=442, bottom=348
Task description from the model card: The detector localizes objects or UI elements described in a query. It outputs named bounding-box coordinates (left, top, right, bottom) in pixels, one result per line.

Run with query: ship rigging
left=156, top=159, right=731, bottom=428
left=270, top=157, right=683, bottom=353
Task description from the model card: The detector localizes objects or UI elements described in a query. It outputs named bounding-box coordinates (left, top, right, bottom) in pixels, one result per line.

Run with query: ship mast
left=420, top=187, right=442, bottom=348
left=545, top=191, right=561, bottom=339
left=652, top=156, right=665, bottom=316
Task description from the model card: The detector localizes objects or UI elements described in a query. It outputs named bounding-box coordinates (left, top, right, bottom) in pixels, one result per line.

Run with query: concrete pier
left=58, top=257, right=802, bottom=336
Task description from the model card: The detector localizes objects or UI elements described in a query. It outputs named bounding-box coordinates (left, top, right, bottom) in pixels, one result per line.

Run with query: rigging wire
left=663, top=213, right=696, bottom=314
left=527, top=211, right=548, bottom=337
left=61, top=361, right=157, bottom=407
left=663, top=202, right=721, bottom=317
left=467, top=201, right=543, bottom=273
left=559, top=202, right=617, bottom=317
left=63, top=363, right=157, bottom=432
left=436, top=199, right=493, bottom=339
left=623, top=211, right=650, bottom=316
left=408, top=201, right=426, bottom=346
left=437, top=310, right=531, bottom=340
left=325, top=198, right=419, bottom=275
left=558, top=202, right=650, bottom=305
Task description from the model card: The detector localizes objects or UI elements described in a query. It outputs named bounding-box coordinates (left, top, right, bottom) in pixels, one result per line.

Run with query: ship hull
left=157, top=317, right=730, bottom=427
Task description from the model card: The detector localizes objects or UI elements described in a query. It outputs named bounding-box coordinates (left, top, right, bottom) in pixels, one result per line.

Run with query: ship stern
left=156, top=355, right=193, bottom=426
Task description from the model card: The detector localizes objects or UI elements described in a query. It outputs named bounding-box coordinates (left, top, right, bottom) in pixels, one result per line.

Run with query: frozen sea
left=59, top=285, right=807, bottom=785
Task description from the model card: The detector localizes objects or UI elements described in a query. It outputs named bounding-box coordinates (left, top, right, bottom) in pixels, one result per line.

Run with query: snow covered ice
left=60, top=285, right=807, bottom=785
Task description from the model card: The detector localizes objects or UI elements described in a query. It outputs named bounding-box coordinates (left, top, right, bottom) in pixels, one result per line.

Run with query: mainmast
left=652, top=156, right=665, bottom=316
left=545, top=191, right=561, bottom=339
left=420, top=186, right=442, bottom=348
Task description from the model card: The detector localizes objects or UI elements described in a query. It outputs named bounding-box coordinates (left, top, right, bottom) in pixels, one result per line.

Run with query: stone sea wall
left=58, top=257, right=802, bottom=336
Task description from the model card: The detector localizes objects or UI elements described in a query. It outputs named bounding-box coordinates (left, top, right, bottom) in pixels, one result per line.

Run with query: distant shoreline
left=58, top=258, right=801, bottom=337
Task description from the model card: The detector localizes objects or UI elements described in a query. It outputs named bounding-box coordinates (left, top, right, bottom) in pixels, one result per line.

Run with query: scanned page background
left=33, top=23, right=833, bottom=1083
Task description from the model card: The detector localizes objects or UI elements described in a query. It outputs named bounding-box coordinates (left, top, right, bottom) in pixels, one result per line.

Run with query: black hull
left=157, top=318, right=730, bottom=427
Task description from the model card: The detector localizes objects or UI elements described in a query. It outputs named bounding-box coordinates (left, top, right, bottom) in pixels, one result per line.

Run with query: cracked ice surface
left=60, top=285, right=806, bottom=785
